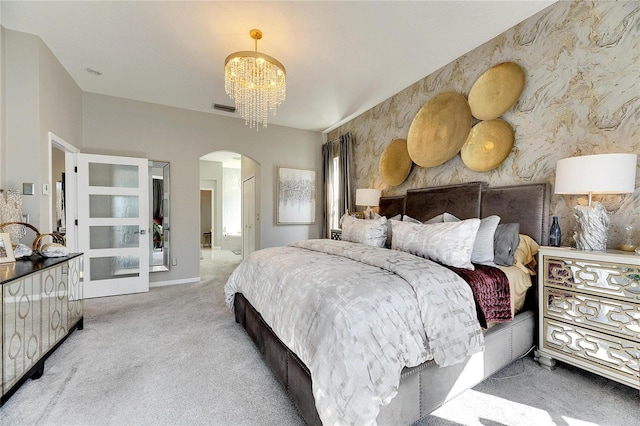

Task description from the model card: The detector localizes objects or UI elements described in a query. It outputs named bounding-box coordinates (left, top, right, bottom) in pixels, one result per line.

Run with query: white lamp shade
left=554, top=153, right=637, bottom=195
left=355, top=188, right=381, bottom=207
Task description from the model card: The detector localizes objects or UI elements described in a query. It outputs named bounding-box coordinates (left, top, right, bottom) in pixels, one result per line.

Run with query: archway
left=199, top=151, right=260, bottom=266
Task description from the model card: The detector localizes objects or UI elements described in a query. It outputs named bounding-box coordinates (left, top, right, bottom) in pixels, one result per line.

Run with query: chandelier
left=224, top=29, right=286, bottom=129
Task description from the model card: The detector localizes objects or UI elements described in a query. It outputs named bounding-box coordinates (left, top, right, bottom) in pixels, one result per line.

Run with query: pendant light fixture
left=224, top=29, right=286, bottom=129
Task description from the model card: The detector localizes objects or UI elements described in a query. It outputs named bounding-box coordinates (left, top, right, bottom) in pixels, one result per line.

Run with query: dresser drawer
left=543, top=287, right=640, bottom=341
left=542, top=318, right=640, bottom=386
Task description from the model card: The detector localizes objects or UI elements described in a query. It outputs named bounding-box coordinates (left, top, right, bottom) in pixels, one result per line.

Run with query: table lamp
left=554, top=153, right=637, bottom=251
left=355, top=188, right=381, bottom=219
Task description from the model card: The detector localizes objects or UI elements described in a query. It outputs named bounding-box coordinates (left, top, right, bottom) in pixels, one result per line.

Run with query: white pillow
left=341, top=215, right=388, bottom=248
left=444, top=214, right=501, bottom=264
left=391, top=219, right=481, bottom=269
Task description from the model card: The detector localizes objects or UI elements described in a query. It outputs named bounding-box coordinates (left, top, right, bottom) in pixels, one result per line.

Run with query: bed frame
left=233, top=182, right=550, bottom=425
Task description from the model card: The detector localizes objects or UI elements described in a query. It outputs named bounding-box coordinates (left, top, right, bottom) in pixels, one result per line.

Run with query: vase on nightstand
left=549, top=216, right=561, bottom=247
left=620, top=224, right=637, bottom=252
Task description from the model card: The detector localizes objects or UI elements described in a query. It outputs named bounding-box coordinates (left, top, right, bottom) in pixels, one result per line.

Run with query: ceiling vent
left=212, top=103, right=236, bottom=113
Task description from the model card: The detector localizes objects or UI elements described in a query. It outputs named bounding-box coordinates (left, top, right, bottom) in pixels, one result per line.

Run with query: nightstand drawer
left=542, top=318, right=640, bottom=387
left=543, top=287, right=640, bottom=341
left=545, top=256, right=640, bottom=303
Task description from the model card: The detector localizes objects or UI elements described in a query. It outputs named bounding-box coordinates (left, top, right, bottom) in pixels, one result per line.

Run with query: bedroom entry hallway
left=199, top=150, right=259, bottom=277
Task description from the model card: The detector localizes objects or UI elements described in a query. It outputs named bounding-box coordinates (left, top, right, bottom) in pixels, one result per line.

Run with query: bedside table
left=330, top=229, right=342, bottom=240
left=535, top=246, right=640, bottom=389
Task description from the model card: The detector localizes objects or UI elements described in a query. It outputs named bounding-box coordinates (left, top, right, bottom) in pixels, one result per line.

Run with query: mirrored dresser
left=536, top=246, right=640, bottom=389
left=1, top=254, right=83, bottom=405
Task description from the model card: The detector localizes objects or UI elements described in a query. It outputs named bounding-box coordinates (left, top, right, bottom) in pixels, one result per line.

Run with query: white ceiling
left=1, top=1, right=555, bottom=133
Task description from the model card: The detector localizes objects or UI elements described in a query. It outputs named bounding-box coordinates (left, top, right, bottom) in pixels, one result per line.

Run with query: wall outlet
left=172, top=258, right=177, bottom=266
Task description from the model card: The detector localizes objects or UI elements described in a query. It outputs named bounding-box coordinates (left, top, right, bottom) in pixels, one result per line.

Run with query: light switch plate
left=22, top=182, right=35, bottom=195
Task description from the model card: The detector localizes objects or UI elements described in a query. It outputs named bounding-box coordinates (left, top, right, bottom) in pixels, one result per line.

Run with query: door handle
left=135, top=229, right=147, bottom=235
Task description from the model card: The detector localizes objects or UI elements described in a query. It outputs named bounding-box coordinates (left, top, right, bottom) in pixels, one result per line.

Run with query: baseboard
left=150, top=277, right=200, bottom=288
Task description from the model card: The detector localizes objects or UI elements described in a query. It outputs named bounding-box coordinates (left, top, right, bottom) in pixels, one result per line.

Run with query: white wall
left=3, top=29, right=82, bottom=231
left=2, top=27, right=323, bottom=285
left=82, top=93, right=323, bottom=283
left=222, top=167, right=241, bottom=235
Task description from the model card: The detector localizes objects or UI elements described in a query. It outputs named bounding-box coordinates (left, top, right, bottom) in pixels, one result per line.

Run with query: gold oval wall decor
left=407, top=92, right=472, bottom=168
left=461, top=119, right=514, bottom=172
left=379, top=138, right=412, bottom=186
left=468, top=62, right=525, bottom=120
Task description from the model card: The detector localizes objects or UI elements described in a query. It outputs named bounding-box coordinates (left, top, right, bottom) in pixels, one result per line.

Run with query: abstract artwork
left=277, top=167, right=316, bottom=225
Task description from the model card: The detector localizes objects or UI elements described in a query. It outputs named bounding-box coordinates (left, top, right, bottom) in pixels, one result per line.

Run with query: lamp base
left=573, top=202, right=609, bottom=251
left=364, top=207, right=373, bottom=219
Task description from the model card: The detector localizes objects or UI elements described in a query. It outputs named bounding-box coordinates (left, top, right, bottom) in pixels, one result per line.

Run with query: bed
left=225, top=182, right=550, bottom=425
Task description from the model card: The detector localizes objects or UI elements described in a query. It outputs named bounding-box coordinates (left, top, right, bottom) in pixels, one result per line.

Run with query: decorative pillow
left=423, top=213, right=445, bottom=224
left=444, top=213, right=501, bottom=264
left=493, top=223, right=520, bottom=266
left=513, top=234, right=540, bottom=274
left=385, top=215, right=402, bottom=248
left=341, top=215, right=387, bottom=248
left=442, top=212, right=460, bottom=223
left=391, top=219, right=481, bottom=270
left=402, top=215, right=421, bottom=224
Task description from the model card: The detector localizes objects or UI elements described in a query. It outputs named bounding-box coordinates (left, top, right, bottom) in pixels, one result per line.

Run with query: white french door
left=77, top=154, right=149, bottom=298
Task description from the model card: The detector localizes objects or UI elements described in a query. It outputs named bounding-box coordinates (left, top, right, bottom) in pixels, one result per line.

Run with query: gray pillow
left=385, top=215, right=402, bottom=248
left=493, top=223, right=520, bottom=266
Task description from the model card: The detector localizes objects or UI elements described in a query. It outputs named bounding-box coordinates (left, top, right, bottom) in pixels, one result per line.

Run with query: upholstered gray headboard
left=481, top=183, right=550, bottom=245
left=378, top=195, right=405, bottom=219
left=405, top=182, right=484, bottom=222
left=379, top=182, right=550, bottom=245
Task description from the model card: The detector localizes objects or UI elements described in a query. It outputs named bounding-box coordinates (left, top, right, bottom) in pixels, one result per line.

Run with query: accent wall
left=327, top=1, right=640, bottom=249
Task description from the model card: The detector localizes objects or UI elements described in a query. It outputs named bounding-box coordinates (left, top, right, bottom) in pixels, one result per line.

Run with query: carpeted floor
left=0, top=250, right=638, bottom=425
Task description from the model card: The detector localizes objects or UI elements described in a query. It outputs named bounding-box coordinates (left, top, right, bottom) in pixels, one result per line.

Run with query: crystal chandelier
left=224, top=29, right=286, bottom=129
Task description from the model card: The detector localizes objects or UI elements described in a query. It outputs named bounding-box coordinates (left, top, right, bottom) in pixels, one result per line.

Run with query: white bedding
left=224, top=239, right=484, bottom=425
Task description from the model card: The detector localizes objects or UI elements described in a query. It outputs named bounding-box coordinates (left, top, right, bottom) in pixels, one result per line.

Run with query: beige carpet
left=0, top=249, right=638, bottom=425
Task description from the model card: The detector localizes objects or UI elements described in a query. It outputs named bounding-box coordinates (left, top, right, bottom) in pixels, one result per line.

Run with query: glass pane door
left=77, top=154, right=149, bottom=298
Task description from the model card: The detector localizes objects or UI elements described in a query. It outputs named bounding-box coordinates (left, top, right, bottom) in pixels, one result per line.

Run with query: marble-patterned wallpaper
left=328, top=1, right=640, bottom=249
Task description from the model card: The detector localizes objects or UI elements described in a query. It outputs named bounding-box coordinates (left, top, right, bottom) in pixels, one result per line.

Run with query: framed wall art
left=0, top=233, right=15, bottom=263
left=276, top=167, right=316, bottom=225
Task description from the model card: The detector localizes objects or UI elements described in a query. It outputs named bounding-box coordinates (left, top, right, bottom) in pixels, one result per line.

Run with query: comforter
left=224, top=239, right=484, bottom=425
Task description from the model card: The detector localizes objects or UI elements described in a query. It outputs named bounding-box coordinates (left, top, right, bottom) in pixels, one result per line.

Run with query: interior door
left=77, top=153, right=150, bottom=298
left=242, top=176, right=256, bottom=258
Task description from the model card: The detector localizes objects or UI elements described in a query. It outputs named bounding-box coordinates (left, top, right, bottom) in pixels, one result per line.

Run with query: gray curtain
left=322, top=142, right=333, bottom=238
left=338, top=133, right=353, bottom=220
left=153, top=179, right=164, bottom=220
left=321, top=132, right=353, bottom=238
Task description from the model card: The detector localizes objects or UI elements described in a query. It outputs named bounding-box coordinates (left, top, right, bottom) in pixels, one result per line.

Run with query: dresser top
left=539, top=246, right=640, bottom=264
left=0, top=253, right=82, bottom=285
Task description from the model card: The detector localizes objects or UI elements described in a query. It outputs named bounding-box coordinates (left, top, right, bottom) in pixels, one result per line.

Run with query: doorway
left=200, top=188, right=213, bottom=248
left=199, top=151, right=259, bottom=270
